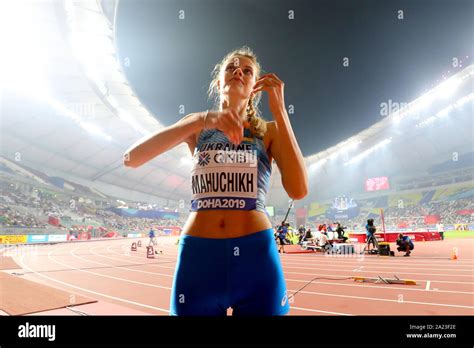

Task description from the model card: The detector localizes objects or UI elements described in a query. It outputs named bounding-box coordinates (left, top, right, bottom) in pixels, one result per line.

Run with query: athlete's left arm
left=253, top=73, right=308, bottom=200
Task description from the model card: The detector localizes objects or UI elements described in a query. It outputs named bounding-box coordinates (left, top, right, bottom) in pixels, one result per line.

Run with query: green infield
left=444, top=230, right=474, bottom=239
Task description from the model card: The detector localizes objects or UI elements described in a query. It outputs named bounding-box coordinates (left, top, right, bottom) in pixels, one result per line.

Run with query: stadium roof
left=1, top=0, right=191, bottom=204
left=1, top=0, right=472, bottom=210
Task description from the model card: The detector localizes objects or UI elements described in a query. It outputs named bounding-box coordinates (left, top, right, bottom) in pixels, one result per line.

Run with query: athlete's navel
left=219, top=219, right=225, bottom=228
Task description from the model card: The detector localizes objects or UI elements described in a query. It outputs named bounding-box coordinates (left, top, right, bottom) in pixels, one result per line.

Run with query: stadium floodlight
left=344, top=138, right=392, bottom=166
left=80, top=122, right=113, bottom=142
left=454, top=92, right=474, bottom=107
left=65, top=0, right=152, bottom=136
left=329, top=149, right=343, bottom=160
left=410, top=92, right=434, bottom=115
left=308, top=158, right=326, bottom=171
left=435, top=77, right=461, bottom=99
left=103, top=55, right=122, bottom=72
left=49, top=98, right=81, bottom=123
left=106, top=96, right=120, bottom=109
left=392, top=104, right=411, bottom=123
left=348, top=140, right=362, bottom=150
left=416, top=92, right=474, bottom=127
left=70, top=32, right=114, bottom=63
left=116, top=110, right=149, bottom=136
left=436, top=105, right=454, bottom=118
left=329, top=140, right=361, bottom=160
left=110, top=70, right=128, bottom=84
left=402, top=74, right=462, bottom=121
left=0, top=1, right=51, bottom=97
left=47, top=97, right=113, bottom=141
left=83, top=68, right=109, bottom=95
left=318, top=157, right=328, bottom=166
left=107, top=95, right=149, bottom=135
left=94, top=79, right=108, bottom=95
left=0, top=2, right=113, bottom=142
left=416, top=116, right=437, bottom=127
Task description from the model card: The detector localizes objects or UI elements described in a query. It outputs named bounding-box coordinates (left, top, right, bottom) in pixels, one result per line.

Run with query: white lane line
left=22, top=245, right=345, bottom=316
left=280, top=254, right=474, bottom=265
left=99, top=242, right=474, bottom=286
left=142, top=243, right=474, bottom=276
left=282, top=266, right=474, bottom=278
left=122, top=239, right=468, bottom=267
left=285, top=278, right=473, bottom=295
left=127, top=240, right=472, bottom=266
left=77, top=246, right=474, bottom=295
left=426, top=281, right=431, bottom=291
left=70, top=246, right=174, bottom=278
left=106, top=245, right=472, bottom=294
left=18, top=254, right=169, bottom=313
left=67, top=245, right=474, bottom=308
left=46, top=249, right=172, bottom=290
left=101, top=246, right=174, bottom=276
left=23, top=242, right=474, bottom=313
left=289, top=289, right=474, bottom=310
left=104, top=245, right=177, bottom=269
left=290, top=306, right=352, bottom=316
left=111, top=246, right=176, bottom=269
left=119, top=244, right=176, bottom=260
left=284, top=270, right=474, bottom=285
left=281, top=259, right=474, bottom=272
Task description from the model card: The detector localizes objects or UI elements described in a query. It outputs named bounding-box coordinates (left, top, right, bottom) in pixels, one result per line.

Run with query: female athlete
left=124, top=46, right=308, bottom=315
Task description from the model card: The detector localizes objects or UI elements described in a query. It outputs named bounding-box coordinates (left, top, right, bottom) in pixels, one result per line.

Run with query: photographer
left=276, top=221, right=288, bottom=253
left=365, top=219, right=378, bottom=251
left=436, top=222, right=445, bottom=240
left=315, top=231, right=330, bottom=249
left=336, top=222, right=348, bottom=242
left=303, top=228, right=313, bottom=242
left=148, top=228, right=157, bottom=246
left=298, top=225, right=306, bottom=244
left=396, top=233, right=414, bottom=257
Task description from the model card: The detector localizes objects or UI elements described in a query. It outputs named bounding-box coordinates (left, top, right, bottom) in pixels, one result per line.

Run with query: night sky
left=115, top=0, right=473, bottom=157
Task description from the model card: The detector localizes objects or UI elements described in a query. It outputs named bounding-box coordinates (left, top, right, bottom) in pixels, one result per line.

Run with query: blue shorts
left=169, top=228, right=290, bottom=316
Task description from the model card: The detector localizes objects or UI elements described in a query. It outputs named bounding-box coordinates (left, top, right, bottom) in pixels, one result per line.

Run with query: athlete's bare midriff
left=181, top=210, right=273, bottom=238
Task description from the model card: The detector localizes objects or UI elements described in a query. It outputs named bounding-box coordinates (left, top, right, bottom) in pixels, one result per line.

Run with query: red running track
left=4, top=237, right=473, bottom=316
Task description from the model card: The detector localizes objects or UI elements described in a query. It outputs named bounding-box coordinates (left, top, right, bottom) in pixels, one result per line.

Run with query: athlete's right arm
left=123, top=109, right=243, bottom=168
left=123, top=111, right=206, bottom=168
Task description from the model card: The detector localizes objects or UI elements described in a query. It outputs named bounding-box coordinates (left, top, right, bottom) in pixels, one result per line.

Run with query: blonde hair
left=207, top=45, right=267, bottom=138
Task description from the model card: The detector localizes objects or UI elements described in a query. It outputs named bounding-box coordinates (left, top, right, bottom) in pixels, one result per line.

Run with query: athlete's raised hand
left=252, top=73, right=286, bottom=117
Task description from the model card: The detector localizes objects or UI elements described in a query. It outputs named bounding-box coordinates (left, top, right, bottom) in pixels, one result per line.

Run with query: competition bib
left=190, top=142, right=258, bottom=211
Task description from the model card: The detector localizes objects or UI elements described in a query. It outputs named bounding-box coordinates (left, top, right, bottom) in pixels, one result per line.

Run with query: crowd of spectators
left=0, top=203, right=48, bottom=228
left=383, top=199, right=473, bottom=225
left=397, top=168, right=473, bottom=191
left=306, top=197, right=472, bottom=232
left=1, top=176, right=472, bottom=235
left=95, top=209, right=184, bottom=232
left=0, top=180, right=186, bottom=232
